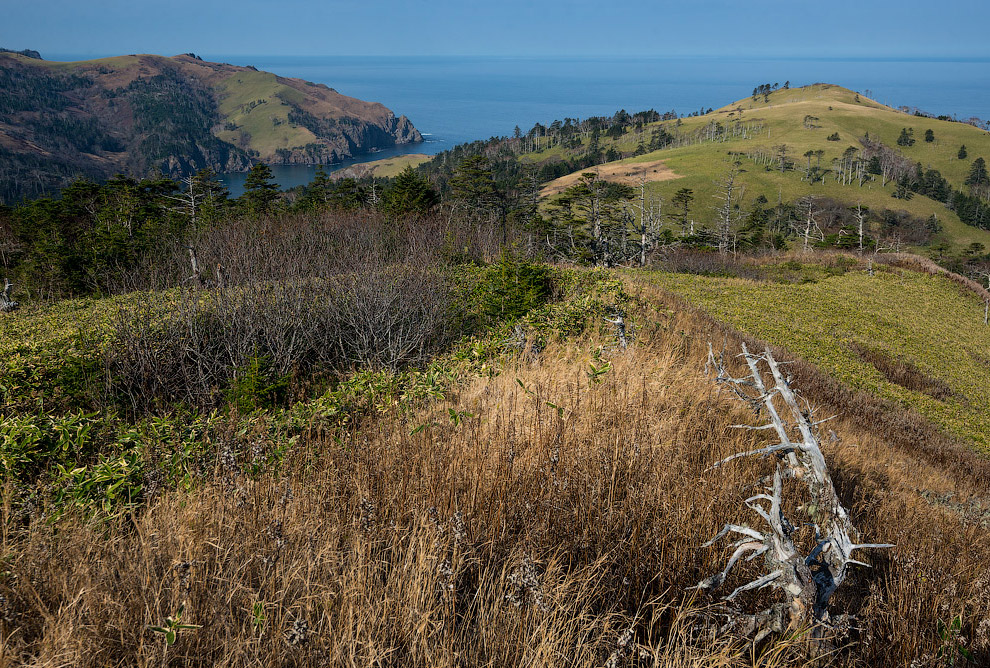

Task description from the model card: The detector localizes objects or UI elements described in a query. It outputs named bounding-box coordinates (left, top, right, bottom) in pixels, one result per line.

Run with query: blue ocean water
left=188, top=55, right=990, bottom=195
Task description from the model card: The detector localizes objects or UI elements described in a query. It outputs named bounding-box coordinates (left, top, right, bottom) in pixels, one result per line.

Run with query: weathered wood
left=0, top=278, right=18, bottom=312
left=697, top=343, right=892, bottom=643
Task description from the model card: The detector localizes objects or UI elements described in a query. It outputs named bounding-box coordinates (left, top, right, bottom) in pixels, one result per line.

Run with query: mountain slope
left=0, top=52, right=422, bottom=203
left=537, top=84, right=990, bottom=250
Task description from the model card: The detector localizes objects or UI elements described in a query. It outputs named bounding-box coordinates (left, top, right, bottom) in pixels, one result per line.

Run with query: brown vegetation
left=541, top=159, right=680, bottom=197
left=849, top=342, right=953, bottom=400
left=2, top=270, right=988, bottom=667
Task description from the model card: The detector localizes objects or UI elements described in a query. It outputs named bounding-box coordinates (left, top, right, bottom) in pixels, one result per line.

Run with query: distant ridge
left=0, top=51, right=423, bottom=203
left=0, top=47, right=42, bottom=59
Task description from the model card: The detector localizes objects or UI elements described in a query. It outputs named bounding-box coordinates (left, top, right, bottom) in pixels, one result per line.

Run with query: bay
left=191, top=55, right=990, bottom=196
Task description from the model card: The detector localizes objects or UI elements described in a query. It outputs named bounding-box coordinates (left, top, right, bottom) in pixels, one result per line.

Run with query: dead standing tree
left=1, top=278, right=18, bottom=312
left=695, top=343, right=892, bottom=645
left=714, top=164, right=742, bottom=255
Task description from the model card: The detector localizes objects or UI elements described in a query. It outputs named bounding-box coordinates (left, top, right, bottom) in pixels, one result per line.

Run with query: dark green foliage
left=298, top=168, right=366, bottom=211
left=826, top=132, right=841, bottom=141
left=965, top=157, right=988, bottom=189
left=239, top=163, right=281, bottom=216
left=924, top=129, right=935, bottom=143
left=738, top=194, right=787, bottom=250
left=951, top=190, right=990, bottom=229
left=469, top=253, right=553, bottom=327
left=225, top=354, right=290, bottom=413
left=896, top=128, right=916, bottom=147
left=893, top=173, right=914, bottom=200
left=379, top=166, right=438, bottom=218
left=7, top=175, right=182, bottom=296
left=450, top=155, right=508, bottom=241
left=958, top=145, right=968, bottom=160
left=671, top=188, right=694, bottom=235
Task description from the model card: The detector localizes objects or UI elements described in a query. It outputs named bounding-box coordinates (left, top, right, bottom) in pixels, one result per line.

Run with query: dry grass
left=541, top=159, right=680, bottom=197
left=1, top=277, right=989, bottom=666
left=849, top=342, right=953, bottom=400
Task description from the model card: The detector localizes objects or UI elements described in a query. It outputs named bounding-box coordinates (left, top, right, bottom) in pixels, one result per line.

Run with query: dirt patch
left=541, top=159, right=681, bottom=197
left=850, top=342, right=953, bottom=400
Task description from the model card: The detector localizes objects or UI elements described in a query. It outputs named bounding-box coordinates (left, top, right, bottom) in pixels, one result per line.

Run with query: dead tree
left=794, top=197, right=824, bottom=253
left=854, top=204, right=866, bottom=255
left=695, top=343, right=891, bottom=644
left=604, top=309, right=628, bottom=350
left=629, top=175, right=664, bottom=266
left=0, top=278, right=18, bottom=312
left=976, top=269, right=990, bottom=325
left=714, top=165, right=742, bottom=255
left=186, top=246, right=205, bottom=287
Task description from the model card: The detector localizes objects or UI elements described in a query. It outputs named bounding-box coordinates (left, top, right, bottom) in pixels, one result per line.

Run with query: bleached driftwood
left=0, top=278, right=18, bottom=312
left=695, top=343, right=891, bottom=643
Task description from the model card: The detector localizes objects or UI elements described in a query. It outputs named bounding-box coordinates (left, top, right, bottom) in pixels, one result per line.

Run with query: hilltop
left=527, top=84, right=990, bottom=251
left=0, top=51, right=422, bottom=203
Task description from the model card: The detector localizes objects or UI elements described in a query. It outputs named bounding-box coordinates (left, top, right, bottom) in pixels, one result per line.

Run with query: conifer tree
left=379, top=166, right=438, bottom=218
left=240, top=163, right=280, bottom=216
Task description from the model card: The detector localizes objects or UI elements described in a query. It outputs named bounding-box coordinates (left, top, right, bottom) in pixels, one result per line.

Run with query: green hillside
left=636, top=256, right=990, bottom=451
left=536, top=84, right=990, bottom=251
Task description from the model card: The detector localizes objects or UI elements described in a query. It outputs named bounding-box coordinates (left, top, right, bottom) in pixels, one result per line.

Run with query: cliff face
left=0, top=52, right=423, bottom=203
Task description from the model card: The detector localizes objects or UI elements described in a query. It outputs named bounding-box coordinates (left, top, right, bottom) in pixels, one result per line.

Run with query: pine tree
left=379, top=166, right=438, bottom=218
left=958, top=145, right=968, bottom=160
left=896, top=128, right=915, bottom=147
left=671, top=187, right=694, bottom=235
left=240, top=163, right=280, bottom=216
left=966, top=157, right=989, bottom=200
left=893, top=173, right=914, bottom=200
left=924, top=129, right=935, bottom=143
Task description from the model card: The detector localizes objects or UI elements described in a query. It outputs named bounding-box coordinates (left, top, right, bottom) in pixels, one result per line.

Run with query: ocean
left=188, top=55, right=990, bottom=195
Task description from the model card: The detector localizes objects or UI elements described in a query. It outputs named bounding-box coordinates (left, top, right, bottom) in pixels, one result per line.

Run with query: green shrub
left=470, top=253, right=554, bottom=327
left=225, top=354, right=290, bottom=413
left=0, top=411, right=101, bottom=481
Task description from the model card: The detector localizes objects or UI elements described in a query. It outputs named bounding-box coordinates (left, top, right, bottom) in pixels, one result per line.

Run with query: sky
left=3, top=0, right=989, bottom=59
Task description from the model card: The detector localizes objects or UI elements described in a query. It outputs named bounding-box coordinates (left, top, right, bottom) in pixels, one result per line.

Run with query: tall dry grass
left=2, top=277, right=989, bottom=667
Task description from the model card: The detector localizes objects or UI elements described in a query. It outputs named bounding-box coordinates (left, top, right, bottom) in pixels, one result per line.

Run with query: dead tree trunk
left=186, top=246, right=204, bottom=287
left=604, top=310, right=628, bottom=350
left=695, top=343, right=892, bottom=645
left=0, top=278, right=18, bottom=312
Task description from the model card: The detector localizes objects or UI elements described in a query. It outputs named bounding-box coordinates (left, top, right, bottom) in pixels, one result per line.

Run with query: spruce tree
left=924, top=129, right=935, bottom=143
left=379, top=166, right=438, bottom=218
left=959, top=145, right=968, bottom=160
left=966, top=157, right=987, bottom=187
left=240, top=163, right=280, bottom=216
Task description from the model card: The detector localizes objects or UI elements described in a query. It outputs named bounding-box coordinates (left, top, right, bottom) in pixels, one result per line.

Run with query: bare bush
left=105, top=212, right=463, bottom=412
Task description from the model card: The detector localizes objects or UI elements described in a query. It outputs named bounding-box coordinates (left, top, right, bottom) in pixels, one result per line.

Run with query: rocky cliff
left=0, top=51, right=423, bottom=202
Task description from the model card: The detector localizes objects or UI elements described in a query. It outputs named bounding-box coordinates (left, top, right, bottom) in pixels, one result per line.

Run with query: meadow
left=537, top=85, right=990, bottom=251
left=2, top=241, right=989, bottom=666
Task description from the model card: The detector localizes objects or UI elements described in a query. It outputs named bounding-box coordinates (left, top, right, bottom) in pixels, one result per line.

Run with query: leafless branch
left=696, top=343, right=892, bottom=647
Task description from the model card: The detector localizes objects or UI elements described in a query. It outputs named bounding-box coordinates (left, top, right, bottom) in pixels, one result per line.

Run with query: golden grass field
left=2, top=257, right=989, bottom=666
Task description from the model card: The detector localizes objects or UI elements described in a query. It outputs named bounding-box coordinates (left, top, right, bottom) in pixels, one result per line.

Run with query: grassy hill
left=0, top=52, right=422, bottom=203
left=634, top=254, right=990, bottom=451
left=536, top=84, right=990, bottom=251
left=2, top=248, right=989, bottom=665
left=331, top=153, right=431, bottom=179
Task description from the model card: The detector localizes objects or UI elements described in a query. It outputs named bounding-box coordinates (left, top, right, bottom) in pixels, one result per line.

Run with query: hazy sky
left=3, top=0, right=989, bottom=59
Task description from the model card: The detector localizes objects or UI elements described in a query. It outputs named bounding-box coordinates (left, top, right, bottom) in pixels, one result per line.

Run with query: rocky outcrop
left=0, top=51, right=423, bottom=202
